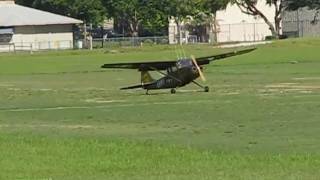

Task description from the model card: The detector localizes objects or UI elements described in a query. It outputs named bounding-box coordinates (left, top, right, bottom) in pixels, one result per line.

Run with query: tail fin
left=141, top=71, right=155, bottom=84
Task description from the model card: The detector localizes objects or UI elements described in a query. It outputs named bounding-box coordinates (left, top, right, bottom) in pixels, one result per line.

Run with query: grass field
left=1, top=38, right=320, bottom=179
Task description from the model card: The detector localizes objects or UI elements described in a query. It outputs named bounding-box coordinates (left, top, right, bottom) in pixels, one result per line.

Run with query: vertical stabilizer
left=141, top=71, right=155, bottom=84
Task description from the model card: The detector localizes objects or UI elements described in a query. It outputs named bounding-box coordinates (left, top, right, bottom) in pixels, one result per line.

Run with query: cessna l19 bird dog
left=101, top=48, right=256, bottom=94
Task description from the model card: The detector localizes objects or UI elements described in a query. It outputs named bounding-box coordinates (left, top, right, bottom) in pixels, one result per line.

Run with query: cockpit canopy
left=176, top=59, right=193, bottom=69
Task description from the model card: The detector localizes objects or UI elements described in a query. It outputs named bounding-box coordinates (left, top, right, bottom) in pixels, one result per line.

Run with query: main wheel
left=204, top=86, right=209, bottom=92
left=171, top=89, right=176, bottom=94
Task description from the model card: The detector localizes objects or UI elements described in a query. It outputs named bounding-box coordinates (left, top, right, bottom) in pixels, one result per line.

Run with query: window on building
left=0, top=28, right=14, bottom=43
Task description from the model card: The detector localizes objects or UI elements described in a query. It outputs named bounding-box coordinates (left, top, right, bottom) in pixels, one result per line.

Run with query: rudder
left=141, top=71, right=155, bottom=84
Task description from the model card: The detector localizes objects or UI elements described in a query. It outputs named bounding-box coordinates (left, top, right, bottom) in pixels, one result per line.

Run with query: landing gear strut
left=192, top=81, right=209, bottom=92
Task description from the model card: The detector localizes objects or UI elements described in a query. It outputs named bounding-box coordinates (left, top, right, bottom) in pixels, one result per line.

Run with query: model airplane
left=101, top=48, right=256, bottom=94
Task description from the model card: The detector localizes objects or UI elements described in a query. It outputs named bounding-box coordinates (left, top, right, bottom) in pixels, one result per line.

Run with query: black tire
left=171, top=89, right=176, bottom=94
left=204, top=86, right=209, bottom=92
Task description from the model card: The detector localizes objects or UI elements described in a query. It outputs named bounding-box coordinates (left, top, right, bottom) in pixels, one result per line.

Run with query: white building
left=169, top=1, right=276, bottom=44
left=0, top=0, right=82, bottom=52
left=215, top=2, right=276, bottom=42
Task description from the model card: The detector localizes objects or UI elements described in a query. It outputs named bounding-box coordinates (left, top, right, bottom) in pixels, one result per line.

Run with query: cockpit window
left=176, top=60, right=192, bottom=69
left=171, top=66, right=178, bottom=72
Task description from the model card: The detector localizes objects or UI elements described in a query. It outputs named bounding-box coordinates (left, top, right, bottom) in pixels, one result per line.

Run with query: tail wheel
left=204, top=86, right=209, bottom=92
left=171, top=89, right=176, bottom=94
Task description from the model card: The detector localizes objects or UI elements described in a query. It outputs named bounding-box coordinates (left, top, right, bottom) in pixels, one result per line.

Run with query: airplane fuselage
left=143, top=59, right=200, bottom=90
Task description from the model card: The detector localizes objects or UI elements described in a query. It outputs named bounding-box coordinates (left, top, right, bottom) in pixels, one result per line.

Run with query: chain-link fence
left=0, top=40, right=74, bottom=53
left=215, top=22, right=273, bottom=43
left=282, top=20, right=320, bottom=38
left=92, top=36, right=169, bottom=48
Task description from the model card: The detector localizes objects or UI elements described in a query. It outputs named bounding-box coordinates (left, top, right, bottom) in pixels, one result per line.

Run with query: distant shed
left=0, top=0, right=82, bottom=52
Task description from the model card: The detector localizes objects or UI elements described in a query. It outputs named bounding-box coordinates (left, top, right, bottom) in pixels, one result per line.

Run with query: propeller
left=191, top=55, right=206, bottom=82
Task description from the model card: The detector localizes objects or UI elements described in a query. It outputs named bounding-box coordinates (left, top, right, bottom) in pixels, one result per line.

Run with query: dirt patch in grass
left=293, top=77, right=320, bottom=81
left=260, top=82, right=320, bottom=95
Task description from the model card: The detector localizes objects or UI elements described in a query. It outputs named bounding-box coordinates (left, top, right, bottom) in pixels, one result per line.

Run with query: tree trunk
left=175, top=20, right=183, bottom=45
left=275, top=18, right=281, bottom=37
left=212, top=13, right=218, bottom=44
left=176, top=18, right=182, bottom=45
left=235, top=1, right=282, bottom=38
left=263, top=17, right=278, bottom=38
left=251, top=6, right=278, bottom=37
left=129, top=10, right=139, bottom=37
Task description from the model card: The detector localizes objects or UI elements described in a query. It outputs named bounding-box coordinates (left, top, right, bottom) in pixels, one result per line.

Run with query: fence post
left=30, top=44, right=33, bottom=54
left=253, top=23, right=256, bottom=42
left=301, top=20, right=304, bottom=37
left=229, top=24, right=231, bottom=42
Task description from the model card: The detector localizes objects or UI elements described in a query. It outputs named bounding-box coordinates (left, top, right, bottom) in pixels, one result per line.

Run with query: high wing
left=101, top=48, right=256, bottom=71
left=196, top=48, right=256, bottom=66
left=101, top=60, right=176, bottom=71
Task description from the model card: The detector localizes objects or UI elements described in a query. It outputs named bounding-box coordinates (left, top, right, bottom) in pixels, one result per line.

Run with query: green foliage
left=286, top=0, right=320, bottom=10
left=201, top=0, right=229, bottom=14
left=1, top=133, right=320, bottom=179
left=16, top=0, right=106, bottom=26
left=16, top=0, right=232, bottom=36
left=102, top=0, right=168, bottom=36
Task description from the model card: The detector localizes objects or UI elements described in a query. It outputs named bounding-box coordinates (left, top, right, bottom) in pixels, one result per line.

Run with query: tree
left=231, top=0, right=284, bottom=38
left=103, top=0, right=140, bottom=37
left=103, top=0, right=167, bottom=37
left=199, top=0, right=229, bottom=43
left=286, top=0, right=320, bottom=23
left=16, top=0, right=106, bottom=26
left=158, top=0, right=202, bottom=44
left=141, top=1, right=168, bottom=36
left=286, top=0, right=320, bottom=10
left=184, top=0, right=229, bottom=43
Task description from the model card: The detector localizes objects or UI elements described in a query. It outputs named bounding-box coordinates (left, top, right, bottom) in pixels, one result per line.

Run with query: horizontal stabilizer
left=120, top=84, right=144, bottom=90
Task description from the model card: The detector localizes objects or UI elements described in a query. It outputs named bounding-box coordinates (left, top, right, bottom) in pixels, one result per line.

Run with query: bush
left=265, top=36, right=277, bottom=41
left=143, top=39, right=154, bottom=45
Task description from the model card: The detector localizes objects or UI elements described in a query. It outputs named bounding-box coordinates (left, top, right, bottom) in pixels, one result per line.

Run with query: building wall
left=215, top=1, right=275, bottom=42
left=217, top=22, right=272, bottom=42
left=12, top=24, right=74, bottom=50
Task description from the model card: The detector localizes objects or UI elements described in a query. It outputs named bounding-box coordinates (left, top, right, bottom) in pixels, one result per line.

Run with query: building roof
left=0, top=1, right=82, bottom=27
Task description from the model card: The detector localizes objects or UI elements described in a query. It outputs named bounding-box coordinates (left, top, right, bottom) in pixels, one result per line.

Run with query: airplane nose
left=192, top=66, right=198, bottom=72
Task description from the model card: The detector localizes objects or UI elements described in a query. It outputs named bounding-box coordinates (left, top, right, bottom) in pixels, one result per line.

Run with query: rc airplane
left=101, top=48, right=256, bottom=94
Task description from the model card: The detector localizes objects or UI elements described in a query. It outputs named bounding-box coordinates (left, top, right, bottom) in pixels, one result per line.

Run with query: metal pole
left=84, top=23, right=87, bottom=48
left=89, top=24, right=93, bottom=50
left=229, top=24, right=231, bottom=42
left=297, top=9, right=300, bottom=37
left=253, top=23, right=256, bottom=42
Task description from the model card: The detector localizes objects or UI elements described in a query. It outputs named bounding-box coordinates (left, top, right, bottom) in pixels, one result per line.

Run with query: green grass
left=1, top=38, right=320, bottom=179
left=1, top=133, right=320, bottom=180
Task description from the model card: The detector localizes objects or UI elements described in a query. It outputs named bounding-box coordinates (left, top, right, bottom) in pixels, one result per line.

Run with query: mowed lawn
left=0, top=39, right=320, bottom=179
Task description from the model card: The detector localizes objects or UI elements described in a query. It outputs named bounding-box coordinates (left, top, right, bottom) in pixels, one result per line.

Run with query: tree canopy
left=16, top=0, right=289, bottom=38
left=286, top=0, right=320, bottom=11
left=15, top=0, right=230, bottom=36
left=16, top=0, right=106, bottom=26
